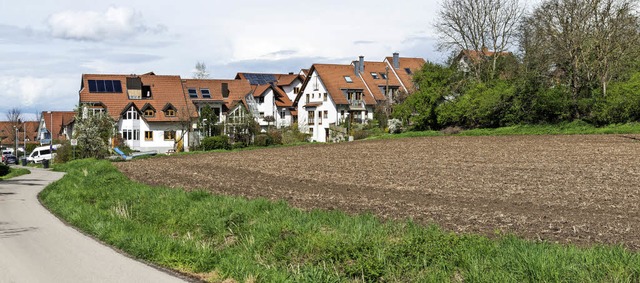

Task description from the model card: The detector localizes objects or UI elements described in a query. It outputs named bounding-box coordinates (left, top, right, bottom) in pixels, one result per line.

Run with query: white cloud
left=0, top=76, right=76, bottom=115
left=47, top=6, right=165, bottom=41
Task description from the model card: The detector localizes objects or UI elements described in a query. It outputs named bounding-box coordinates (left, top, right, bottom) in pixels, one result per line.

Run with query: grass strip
left=41, top=159, right=640, bottom=282
left=0, top=167, right=31, bottom=180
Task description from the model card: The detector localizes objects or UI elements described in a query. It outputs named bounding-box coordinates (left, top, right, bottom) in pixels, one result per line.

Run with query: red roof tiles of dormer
left=80, top=73, right=197, bottom=122
left=301, top=64, right=377, bottom=106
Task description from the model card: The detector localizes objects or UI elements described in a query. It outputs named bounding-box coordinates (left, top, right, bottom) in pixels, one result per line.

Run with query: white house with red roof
left=79, top=73, right=198, bottom=153
left=294, top=53, right=426, bottom=142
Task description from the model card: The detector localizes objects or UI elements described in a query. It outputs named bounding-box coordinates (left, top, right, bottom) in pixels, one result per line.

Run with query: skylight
left=380, top=73, right=388, bottom=79
left=201, top=89, right=211, bottom=98
left=405, top=68, right=413, bottom=75
left=370, top=72, right=379, bottom=79
left=344, top=76, right=353, bottom=83
left=188, top=88, right=197, bottom=98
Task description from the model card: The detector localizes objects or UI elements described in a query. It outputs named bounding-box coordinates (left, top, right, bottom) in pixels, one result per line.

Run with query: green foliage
left=0, top=163, right=10, bottom=176
left=197, top=105, right=221, bottom=137
left=0, top=168, right=30, bottom=180
left=53, top=141, right=73, bottom=163
left=201, top=135, right=231, bottom=150
left=280, top=123, right=310, bottom=144
left=40, top=159, right=640, bottom=282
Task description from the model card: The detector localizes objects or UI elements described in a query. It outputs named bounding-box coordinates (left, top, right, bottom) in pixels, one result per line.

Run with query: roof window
left=188, top=88, right=197, bottom=98
left=201, top=89, right=211, bottom=98
left=370, top=72, right=379, bottom=79
left=405, top=68, right=413, bottom=75
left=344, top=76, right=353, bottom=83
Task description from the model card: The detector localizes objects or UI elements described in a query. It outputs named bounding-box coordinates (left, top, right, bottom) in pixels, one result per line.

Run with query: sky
left=0, top=0, right=446, bottom=120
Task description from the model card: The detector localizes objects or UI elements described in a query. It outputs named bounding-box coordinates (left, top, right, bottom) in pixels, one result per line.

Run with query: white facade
left=118, top=107, right=190, bottom=153
left=280, top=78, right=303, bottom=102
left=298, top=70, right=374, bottom=142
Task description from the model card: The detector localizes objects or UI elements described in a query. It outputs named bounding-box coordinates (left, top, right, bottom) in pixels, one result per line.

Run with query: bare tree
left=193, top=62, right=210, bottom=79
left=6, top=107, right=22, bottom=123
left=521, top=0, right=640, bottom=117
left=435, top=0, right=524, bottom=80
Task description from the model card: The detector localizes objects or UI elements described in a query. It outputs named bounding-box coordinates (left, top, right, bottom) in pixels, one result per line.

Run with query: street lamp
left=47, top=111, right=53, bottom=145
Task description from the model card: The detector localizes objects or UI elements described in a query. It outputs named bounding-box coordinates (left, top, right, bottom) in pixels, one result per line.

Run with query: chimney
left=354, top=60, right=360, bottom=76
left=221, top=83, right=229, bottom=98
left=393, top=52, right=400, bottom=69
left=359, top=56, right=365, bottom=73
left=288, top=72, right=294, bottom=75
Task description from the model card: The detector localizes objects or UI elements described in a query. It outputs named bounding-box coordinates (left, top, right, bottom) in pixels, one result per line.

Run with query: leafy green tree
left=197, top=105, right=220, bottom=137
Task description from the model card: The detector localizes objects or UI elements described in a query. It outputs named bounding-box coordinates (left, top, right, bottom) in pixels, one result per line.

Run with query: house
left=235, top=72, right=303, bottom=129
left=383, top=52, right=427, bottom=94
left=79, top=72, right=198, bottom=153
left=36, top=111, right=76, bottom=144
left=182, top=78, right=254, bottom=143
left=453, top=47, right=513, bottom=75
left=295, top=63, right=377, bottom=142
left=0, top=121, right=39, bottom=150
left=294, top=53, right=426, bottom=142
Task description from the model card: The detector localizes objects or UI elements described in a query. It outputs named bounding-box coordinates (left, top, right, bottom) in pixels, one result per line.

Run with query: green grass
left=368, top=121, right=640, bottom=141
left=0, top=167, right=31, bottom=180
left=41, top=159, right=640, bottom=282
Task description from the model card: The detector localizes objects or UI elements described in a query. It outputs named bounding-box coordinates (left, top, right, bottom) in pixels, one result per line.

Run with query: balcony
left=348, top=99, right=365, bottom=110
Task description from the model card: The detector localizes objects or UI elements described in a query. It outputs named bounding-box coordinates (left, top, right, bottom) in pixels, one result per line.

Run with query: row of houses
left=3, top=53, right=426, bottom=153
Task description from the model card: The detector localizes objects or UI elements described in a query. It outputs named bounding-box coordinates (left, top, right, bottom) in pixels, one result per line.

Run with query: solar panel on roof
left=113, top=81, right=122, bottom=92
left=244, top=73, right=277, bottom=85
left=88, top=80, right=97, bottom=92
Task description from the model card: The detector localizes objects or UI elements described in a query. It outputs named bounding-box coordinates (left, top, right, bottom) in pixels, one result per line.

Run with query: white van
left=27, top=145, right=59, bottom=163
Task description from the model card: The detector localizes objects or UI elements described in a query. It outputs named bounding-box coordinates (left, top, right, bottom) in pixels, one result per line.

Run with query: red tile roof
left=40, top=111, right=76, bottom=140
left=384, top=57, right=426, bottom=92
left=183, top=79, right=253, bottom=113
left=356, top=61, right=404, bottom=101
left=80, top=73, right=197, bottom=122
left=298, top=64, right=377, bottom=106
left=0, top=121, right=39, bottom=146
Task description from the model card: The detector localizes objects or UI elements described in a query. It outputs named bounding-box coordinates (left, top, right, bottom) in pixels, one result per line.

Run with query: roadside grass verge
left=41, top=159, right=640, bottom=282
left=0, top=167, right=31, bottom=180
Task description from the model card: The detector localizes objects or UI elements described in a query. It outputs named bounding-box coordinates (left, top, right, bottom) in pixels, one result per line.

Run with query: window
left=188, top=88, right=198, bottom=98
left=144, top=131, right=153, bottom=141
left=122, top=108, right=139, bottom=120
left=294, top=87, right=300, bottom=94
left=308, top=111, right=315, bottom=125
left=201, top=89, right=211, bottom=98
left=88, top=80, right=122, bottom=93
left=311, top=93, right=315, bottom=99
left=405, top=68, right=413, bottom=75
left=323, top=93, right=327, bottom=101
left=280, top=110, right=285, bottom=119
left=144, top=109, right=155, bottom=117
left=122, top=129, right=140, bottom=141
left=324, top=110, right=328, bottom=119
left=344, top=76, right=353, bottom=83
left=259, top=112, right=264, bottom=118
left=91, top=108, right=106, bottom=115
left=165, top=109, right=176, bottom=117
left=380, top=73, right=388, bottom=79
left=257, top=97, right=264, bottom=103
left=164, top=131, right=176, bottom=140
left=371, top=72, right=379, bottom=79
left=306, top=93, right=310, bottom=103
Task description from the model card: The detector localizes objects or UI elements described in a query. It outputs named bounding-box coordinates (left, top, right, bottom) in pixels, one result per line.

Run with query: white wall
left=281, top=78, right=302, bottom=102
left=119, top=116, right=190, bottom=153
left=297, top=70, right=338, bottom=142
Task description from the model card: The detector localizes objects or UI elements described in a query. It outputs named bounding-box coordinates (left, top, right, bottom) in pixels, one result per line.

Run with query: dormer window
left=163, top=103, right=177, bottom=117
left=201, top=89, right=211, bottom=98
left=140, top=103, right=156, bottom=118
left=370, top=72, right=379, bottom=79
left=344, top=76, right=353, bottom=83
left=188, top=88, right=198, bottom=98
left=122, top=107, right=140, bottom=120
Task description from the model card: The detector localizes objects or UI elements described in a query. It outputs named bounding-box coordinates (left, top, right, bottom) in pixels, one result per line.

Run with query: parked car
left=3, top=154, right=17, bottom=165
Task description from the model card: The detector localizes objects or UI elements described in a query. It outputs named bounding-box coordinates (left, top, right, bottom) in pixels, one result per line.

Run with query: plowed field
left=115, top=135, right=640, bottom=249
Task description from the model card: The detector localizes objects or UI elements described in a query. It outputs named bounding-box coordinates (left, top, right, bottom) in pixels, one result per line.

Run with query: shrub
left=281, top=123, right=310, bottom=144
left=267, top=129, right=283, bottom=145
left=388, top=119, right=403, bottom=134
left=352, top=129, right=370, bottom=140
left=254, top=134, right=271, bottom=147
left=54, top=141, right=73, bottom=163
left=201, top=135, right=231, bottom=150
left=0, top=163, right=9, bottom=176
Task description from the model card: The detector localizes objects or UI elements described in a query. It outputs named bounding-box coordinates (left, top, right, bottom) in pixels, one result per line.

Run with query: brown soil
left=114, top=135, right=640, bottom=249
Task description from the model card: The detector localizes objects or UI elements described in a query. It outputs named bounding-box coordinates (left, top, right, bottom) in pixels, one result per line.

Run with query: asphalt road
left=0, top=167, right=188, bottom=283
